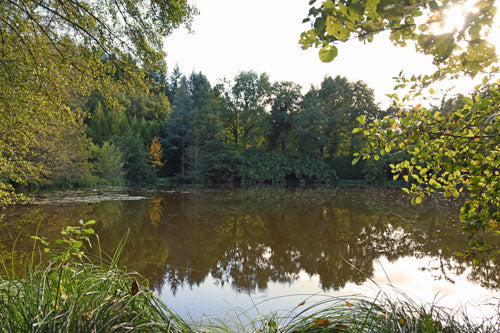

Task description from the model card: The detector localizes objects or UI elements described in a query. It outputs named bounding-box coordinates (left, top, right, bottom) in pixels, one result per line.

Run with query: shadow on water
left=1, top=186, right=499, bottom=295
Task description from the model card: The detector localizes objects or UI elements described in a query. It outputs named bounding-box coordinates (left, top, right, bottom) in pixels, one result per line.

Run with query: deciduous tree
left=0, top=0, right=196, bottom=207
left=301, top=0, right=500, bottom=257
left=148, top=136, right=165, bottom=177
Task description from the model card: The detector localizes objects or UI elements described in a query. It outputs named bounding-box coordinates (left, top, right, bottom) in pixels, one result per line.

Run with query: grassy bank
left=0, top=222, right=498, bottom=332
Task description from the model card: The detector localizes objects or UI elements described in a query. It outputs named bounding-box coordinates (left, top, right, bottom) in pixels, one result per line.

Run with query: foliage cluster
left=54, top=67, right=394, bottom=187
left=0, top=0, right=196, bottom=206
left=300, top=0, right=500, bottom=256
left=156, top=69, right=392, bottom=185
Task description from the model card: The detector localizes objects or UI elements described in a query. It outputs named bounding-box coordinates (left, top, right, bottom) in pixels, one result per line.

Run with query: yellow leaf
left=345, top=301, right=353, bottom=307
left=312, top=318, right=331, bottom=328
left=392, top=122, right=397, bottom=129
left=298, top=301, right=305, bottom=306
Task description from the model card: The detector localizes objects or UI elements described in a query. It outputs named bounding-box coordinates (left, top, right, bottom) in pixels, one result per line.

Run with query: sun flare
left=428, top=0, right=500, bottom=49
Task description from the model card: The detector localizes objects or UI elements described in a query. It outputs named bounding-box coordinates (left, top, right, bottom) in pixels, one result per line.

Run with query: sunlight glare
left=429, top=0, right=479, bottom=35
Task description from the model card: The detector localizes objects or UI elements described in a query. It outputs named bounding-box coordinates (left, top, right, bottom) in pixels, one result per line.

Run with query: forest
left=81, top=67, right=400, bottom=187
left=9, top=59, right=461, bottom=190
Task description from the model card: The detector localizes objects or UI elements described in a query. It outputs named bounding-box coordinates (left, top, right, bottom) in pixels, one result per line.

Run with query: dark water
left=1, top=187, right=499, bottom=320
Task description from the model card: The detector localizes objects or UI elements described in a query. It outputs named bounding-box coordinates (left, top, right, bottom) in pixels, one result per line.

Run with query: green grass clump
left=0, top=221, right=189, bottom=332
left=0, top=263, right=189, bottom=332
left=196, top=292, right=499, bottom=332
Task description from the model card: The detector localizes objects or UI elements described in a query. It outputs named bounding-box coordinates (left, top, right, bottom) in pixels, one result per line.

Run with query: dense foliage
left=301, top=0, right=500, bottom=257
left=84, top=68, right=394, bottom=185
left=158, top=70, right=394, bottom=185
left=0, top=0, right=197, bottom=207
left=3, top=43, right=397, bottom=194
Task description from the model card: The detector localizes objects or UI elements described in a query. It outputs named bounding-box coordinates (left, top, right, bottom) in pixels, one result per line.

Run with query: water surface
left=1, top=187, right=499, bottom=321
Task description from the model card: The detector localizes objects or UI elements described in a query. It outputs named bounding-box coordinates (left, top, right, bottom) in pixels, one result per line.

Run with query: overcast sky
left=163, top=0, right=498, bottom=108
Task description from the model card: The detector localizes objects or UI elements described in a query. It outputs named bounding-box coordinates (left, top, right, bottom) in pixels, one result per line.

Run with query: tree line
left=80, top=66, right=403, bottom=187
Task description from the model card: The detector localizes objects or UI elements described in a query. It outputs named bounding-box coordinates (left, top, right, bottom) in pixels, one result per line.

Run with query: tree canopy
left=301, top=0, right=500, bottom=259
left=0, top=0, right=196, bottom=207
left=301, top=0, right=497, bottom=77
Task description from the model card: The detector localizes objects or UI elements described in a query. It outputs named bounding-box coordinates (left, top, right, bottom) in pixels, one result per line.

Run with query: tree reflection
left=1, top=187, right=499, bottom=293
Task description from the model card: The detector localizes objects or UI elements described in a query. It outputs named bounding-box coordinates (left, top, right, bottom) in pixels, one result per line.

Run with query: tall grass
left=0, top=222, right=498, bottom=332
left=194, top=291, right=499, bottom=332
left=0, top=223, right=190, bottom=332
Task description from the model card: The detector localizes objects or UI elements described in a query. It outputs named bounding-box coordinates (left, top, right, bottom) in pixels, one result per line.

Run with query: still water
left=1, top=187, right=499, bottom=321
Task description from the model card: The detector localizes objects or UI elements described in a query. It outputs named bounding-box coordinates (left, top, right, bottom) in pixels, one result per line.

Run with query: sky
left=163, top=0, right=499, bottom=108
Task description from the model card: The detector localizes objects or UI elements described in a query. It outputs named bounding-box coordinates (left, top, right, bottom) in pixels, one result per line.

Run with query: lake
left=1, top=186, right=499, bottom=322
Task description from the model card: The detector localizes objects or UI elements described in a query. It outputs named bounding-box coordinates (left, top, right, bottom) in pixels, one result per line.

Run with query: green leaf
left=72, top=240, right=83, bottom=249
left=462, top=97, right=474, bottom=105
left=356, top=115, right=366, bottom=125
left=365, top=0, right=380, bottom=18
left=352, top=127, right=362, bottom=134
left=351, top=157, right=360, bottom=165
left=429, top=178, right=441, bottom=189
left=319, top=45, right=338, bottom=62
left=84, top=220, right=96, bottom=226
left=402, top=187, right=410, bottom=194
left=326, top=16, right=350, bottom=41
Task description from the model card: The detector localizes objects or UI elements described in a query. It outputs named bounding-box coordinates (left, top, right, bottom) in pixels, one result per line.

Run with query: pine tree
left=119, top=129, right=152, bottom=182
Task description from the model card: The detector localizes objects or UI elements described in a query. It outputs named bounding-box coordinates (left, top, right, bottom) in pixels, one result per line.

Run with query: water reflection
left=1, top=187, right=499, bottom=295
